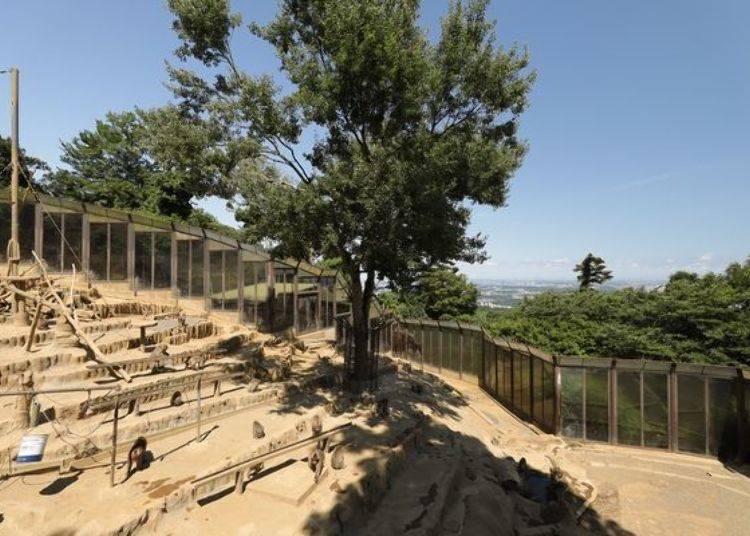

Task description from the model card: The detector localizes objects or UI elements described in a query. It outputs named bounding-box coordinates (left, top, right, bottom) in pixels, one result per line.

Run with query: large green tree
left=381, top=264, right=479, bottom=320
left=45, top=107, right=244, bottom=220
left=167, top=0, right=534, bottom=384
left=0, top=135, right=49, bottom=189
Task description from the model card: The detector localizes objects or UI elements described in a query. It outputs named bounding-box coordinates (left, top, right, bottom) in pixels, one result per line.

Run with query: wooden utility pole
left=9, top=67, right=20, bottom=269
left=6, top=67, right=29, bottom=327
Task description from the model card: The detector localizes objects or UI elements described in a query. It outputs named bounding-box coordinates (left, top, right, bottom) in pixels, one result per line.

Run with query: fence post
left=110, top=394, right=120, bottom=488
left=196, top=375, right=202, bottom=442
left=668, top=363, right=677, bottom=452
left=456, top=320, right=463, bottom=380
left=554, top=356, right=562, bottom=435
left=610, top=359, right=617, bottom=445
left=437, top=321, right=443, bottom=375
left=737, top=368, right=748, bottom=462
left=419, top=320, right=425, bottom=371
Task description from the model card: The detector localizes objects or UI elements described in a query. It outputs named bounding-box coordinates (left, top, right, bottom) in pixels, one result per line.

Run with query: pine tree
left=574, top=253, right=613, bottom=290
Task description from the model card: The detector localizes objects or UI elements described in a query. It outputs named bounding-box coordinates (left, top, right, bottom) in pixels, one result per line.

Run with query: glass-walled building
left=0, top=189, right=343, bottom=335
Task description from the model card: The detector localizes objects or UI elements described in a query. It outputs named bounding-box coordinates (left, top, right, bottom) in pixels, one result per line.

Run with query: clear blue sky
left=1, top=1, right=748, bottom=281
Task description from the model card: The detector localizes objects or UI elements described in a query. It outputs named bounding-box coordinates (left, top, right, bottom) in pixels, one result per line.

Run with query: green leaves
left=0, top=136, right=50, bottom=188
left=382, top=264, right=479, bottom=320
left=169, top=0, right=241, bottom=66
left=44, top=107, right=240, bottom=220
left=474, top=257, right=750, bottom=365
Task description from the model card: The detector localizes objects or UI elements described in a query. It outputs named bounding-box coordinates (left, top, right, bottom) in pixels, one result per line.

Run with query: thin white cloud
left=611, top=172, right=675, bottom=192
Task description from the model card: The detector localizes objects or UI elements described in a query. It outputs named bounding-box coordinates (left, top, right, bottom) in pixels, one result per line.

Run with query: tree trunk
left=348, top=267, right=374, bottom=390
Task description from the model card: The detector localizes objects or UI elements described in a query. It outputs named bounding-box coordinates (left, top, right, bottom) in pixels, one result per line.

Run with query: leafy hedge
left=464, top=259, right=750, bottom=366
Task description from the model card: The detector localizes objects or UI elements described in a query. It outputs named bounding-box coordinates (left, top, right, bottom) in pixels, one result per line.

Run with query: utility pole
left=9, top=67, right=20, bottom=274
left=6, top=67, right=29, bottom=326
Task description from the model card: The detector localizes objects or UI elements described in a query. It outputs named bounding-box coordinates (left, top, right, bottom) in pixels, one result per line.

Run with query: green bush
left=464, top=258, right=750, bottom=365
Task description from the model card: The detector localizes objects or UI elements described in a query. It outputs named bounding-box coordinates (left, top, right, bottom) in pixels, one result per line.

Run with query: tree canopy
left=470, top=257, right=750, bottom=366
left=44, top=107, right=241, bottom=221
left=380, top=264, right=479, bottom=320
left=0, top=135, right=49, bottom=189
left=167, top=0, right=534, bottom=380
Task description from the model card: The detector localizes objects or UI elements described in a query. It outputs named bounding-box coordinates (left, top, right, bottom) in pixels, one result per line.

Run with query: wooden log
left=31, top=252, right=131, bottom=383
left=24, top=301, right=44, bottom=351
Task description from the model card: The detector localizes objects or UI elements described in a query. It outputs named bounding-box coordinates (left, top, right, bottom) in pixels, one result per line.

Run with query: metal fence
left=387, top=318, right=749, bottom=462
left=0, top=189, right=350, bottom=335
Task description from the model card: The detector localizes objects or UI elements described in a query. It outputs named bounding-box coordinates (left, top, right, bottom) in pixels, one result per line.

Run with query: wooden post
left=170, top=231, right=178, bottom=300
left=126, top=222, right=135, bottom=292
left=203, top=237, right=211, bottom=312
left=8, top=68, right=19, bottom=274
left=110, top=395, right=120, bottom=487
left=24, top=301, right=44, bottom=351
left=81, top=213, right=90, bottom=276
left=237, top=249, right=244, bottom=324
left=196, top=375, right=202, bottom=442
left=266, top=260, right=275, bottom=331
left=292, top=271, right=299, bottom=335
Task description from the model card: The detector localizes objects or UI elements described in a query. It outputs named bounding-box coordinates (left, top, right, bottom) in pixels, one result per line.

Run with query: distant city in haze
left=473, top=279, right=663, bottom=309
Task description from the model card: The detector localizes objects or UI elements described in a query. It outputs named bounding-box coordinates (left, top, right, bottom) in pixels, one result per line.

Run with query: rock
left=253, top=420, right=265, bottom=439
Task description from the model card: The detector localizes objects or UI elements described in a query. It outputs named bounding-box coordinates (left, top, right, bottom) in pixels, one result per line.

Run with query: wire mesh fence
left=381, top=317, right=749, bottom=461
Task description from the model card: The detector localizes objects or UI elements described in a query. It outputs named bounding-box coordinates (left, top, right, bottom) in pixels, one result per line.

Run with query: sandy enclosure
left=0, top=289, right=748, bottom=535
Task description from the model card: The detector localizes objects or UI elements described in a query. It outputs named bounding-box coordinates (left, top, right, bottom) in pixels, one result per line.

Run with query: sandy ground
left=0, top=328, right=748, bottom=535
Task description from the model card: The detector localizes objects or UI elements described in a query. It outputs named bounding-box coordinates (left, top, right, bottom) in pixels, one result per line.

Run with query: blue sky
left=1, top=1, right=748, bottom=281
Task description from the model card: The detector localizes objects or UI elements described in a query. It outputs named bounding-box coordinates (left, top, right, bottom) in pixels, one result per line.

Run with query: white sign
left=16, top=434, right=48, bottom=463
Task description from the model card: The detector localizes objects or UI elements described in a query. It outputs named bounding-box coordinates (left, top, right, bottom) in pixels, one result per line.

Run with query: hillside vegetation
left=465, top=258, right=750, bottom=366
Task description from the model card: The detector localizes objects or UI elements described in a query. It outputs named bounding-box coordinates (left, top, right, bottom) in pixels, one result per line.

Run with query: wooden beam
left=31, top=251, right=132, bottom=382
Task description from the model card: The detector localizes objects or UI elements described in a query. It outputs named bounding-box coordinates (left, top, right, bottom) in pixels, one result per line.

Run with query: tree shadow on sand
left=267, top=352, right=634, bottom=535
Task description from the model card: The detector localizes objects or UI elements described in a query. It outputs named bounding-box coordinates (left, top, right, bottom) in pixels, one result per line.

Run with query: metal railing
left=388, top=317, right=749, bottom=462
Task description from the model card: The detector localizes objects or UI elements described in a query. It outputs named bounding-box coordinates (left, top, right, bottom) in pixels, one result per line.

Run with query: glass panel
left=617, top=371, right=641, bottom=446
left=709, top=378, right=738, bottom=459
left=109, top=223, right=127, bottom=280
left=561, top=368, right=584, bottom=438
left=134, top=232, right=152, bottom=289
left=62, top=213, right=83, bottom=271
left=0, top=202, right=9, bottom=264
left=503, top=348, right=513, bottom=400
left=190, top=240, right=204, bottom=296
left=488, top=341, right=498, bottom=394
left=1, top=202, right=37, bottom=263
left=543, top=361, right=555, bottom=431
left=523, top=355, right=532, bottom=415
left=677, top=374, right=706, bottom=454
left=176, top=240, right=190, bottom=298
left=210, top=249, right=224, bottom=309
left=153, top=233, right=171, bottom=289
left=42, top=212, right=62, bottom=271
left=253, top=261, right=269, bottom=330
left=643, top=373, right=669, bottom=448
left=530, top=357, right=544, bottom=422
left=19, top=202, right=35, bottom=261
left=223, top=250, right=238, bottom=311
left=586, top=368, right=610, bottom=442
left=89, top=223, right=108, bottom=281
